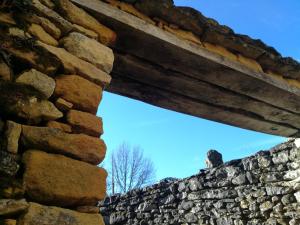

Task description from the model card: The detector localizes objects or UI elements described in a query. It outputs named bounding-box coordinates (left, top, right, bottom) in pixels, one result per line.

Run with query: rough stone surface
left=100, top=140, right=300, bottom=225
left=205, top=149, right=223, bottom=168
left=73, top=24, right=99, bottom=40
left=21, top=125, right=106, bottom=165
left=18, top=202, right=105, bottom=225
left=0, top=150, right=19, bottom=177
left=67, top=110, right=103, bottom=137
left=0, top=178, right=24, bottom=199
left=54, top=75, right=103, bottom=114
left=16, top=69, right=56, bottom=99
left=0, top=199, right=29, bottom=217
left=28, top=24, right=59, bottom=46
left=31, top=0, right=73, bottom=34
left=47, top=121, right=72, bottom=133
left=39, top=42, right=112, bottom=87
left=61, top=32, right=114, bottom=73
left=5, top=121, right=22, bottom=154
left=56, top=0, right=116, bottom=46
left=76, top=206, right=100, bottom=214
left=23, top=150, right=107, bottom=207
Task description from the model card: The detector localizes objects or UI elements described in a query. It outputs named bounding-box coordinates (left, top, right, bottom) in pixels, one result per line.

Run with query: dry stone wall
left=0, top=0, right=116, bottom=224
left=100, top=140, right=300, bottom=225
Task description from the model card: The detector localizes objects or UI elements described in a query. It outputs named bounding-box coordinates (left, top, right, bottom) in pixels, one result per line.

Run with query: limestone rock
left=205, top=149, right=223, bottom=168
left=55, top=97, right=73, bottom=112
left=18, top=202, right=105, bottom=225
left=22, top=125, right=106, bottom=165
left=5, top=121, right=22, bottom=154
left=54, top=75, right=103, bottom=114
left=0, top=199, right=29, bottom=217
left=28, top=24, right=58, bottom=46
left=16, top=69, right=56, bottom=99
left=39, top=42, right=112, bottom=87
left=56, top=0, right=116, bottom=46
left=73, top=24, right=99, bottom=40
left=23, top=150, right=107, bottom=207
left=0, top=150, right=19, bottom=177
left=31, top=0, right=73, bottom=34
left=61, top=32, right=114, bottom=73
left=26, top=15, right=61, bottom=39
left=0, top=59, right=11, bottom=81
left=67, top=110, right=103, bottom=137
left=47, top=121, right=72, bottom=133
left=0, top=81, right=63, bottom=122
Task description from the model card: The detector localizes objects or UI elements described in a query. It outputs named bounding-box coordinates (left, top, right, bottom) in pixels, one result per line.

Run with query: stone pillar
left=0, top=0, right=115, bottom=224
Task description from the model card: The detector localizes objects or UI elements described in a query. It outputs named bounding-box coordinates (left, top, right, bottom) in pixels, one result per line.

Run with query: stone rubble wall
left=100, top=140, right=300, bottom=225
left=0, top=0, right=116, bottom=224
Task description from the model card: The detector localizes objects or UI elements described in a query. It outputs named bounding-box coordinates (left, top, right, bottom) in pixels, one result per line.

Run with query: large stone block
left=61, top=32, right=114, bottom=73
left=67, top=110, right=103, bottom=137
left=28, top=24, right=59, bottom=46
left=23, top=151, right=107, bottom=207
left=22, top=125, right=106, bottom=165
left=18, top=202, right=105, bottom=225
left=39, top=42, right=111, bottom=87
left=54, top=75, right=103, bottom=114
left=5, top=121, right=22, bottom=154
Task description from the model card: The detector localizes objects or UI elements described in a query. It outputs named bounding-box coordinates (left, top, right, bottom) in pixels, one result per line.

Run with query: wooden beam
left=113, top=53, right=300, bottom=130
left=107, top=76, right=299, bottom=137
left=72, top=0, right=300, bottom=114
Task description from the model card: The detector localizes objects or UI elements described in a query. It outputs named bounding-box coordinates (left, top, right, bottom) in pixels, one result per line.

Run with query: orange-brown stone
left=54, top=75, right=102, bottom=114
left=22, top=125, right=106, bottom=165
left=47, top=121, right=72, bottom=133
left=67, top=110, right=103, bottom=137
left=23, top=150, right=107, bottom=207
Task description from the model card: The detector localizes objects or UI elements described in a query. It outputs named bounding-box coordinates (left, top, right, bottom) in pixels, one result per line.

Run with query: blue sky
left=97, top=0, right=300, bottom=181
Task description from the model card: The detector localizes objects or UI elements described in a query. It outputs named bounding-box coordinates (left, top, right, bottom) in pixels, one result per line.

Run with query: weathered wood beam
left=72, top=0, right=300, bottom=114
left=107, top=76, right=299, bottom=137
left=113, top=53, right=300, bottom=130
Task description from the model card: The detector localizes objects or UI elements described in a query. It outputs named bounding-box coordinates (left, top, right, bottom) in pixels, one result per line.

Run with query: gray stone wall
left=99, top=139, right=300, bottom=225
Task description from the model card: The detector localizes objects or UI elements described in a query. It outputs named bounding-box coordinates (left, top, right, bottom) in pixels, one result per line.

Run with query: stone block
left=54, top=75, right=103, bottom=114
left=0, top=199, right=29, bottom=217
left=28, top=24, right=58, bottom=46
left=55, top=97, right=73, bottom=112
left=47, top=121, right=72, bottom=133
left=23, top=151, right=107, bottom=207
left=22, top=125, right=106, bottom=165
left=61, top=32, right=114, bottom=73
left=18, top=202, right=105, bottom=225
left=67, top=110, right=103, bottom=137
left=5, top=121, right=22, bottom=154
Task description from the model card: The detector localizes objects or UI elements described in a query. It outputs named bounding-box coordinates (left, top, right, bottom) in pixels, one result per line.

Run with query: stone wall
left=100, top=140, right=300, bottom=225
left=0, top=0, right=115, bottom=224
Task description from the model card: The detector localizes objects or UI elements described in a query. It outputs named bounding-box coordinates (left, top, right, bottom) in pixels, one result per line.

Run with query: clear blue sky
left=98, top=0, right=300, bottom=181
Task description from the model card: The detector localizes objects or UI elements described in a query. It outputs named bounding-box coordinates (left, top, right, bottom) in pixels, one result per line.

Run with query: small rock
left=5, top=121, right=22, bottom=154
left=205, top=149, right=223, bottom=168
left=16, top=69, right=56, bottom=99
left=0, top=150, right=19, bottom=177
left=61, top=32, right=114, bottom=73
left=28, top=23, right=58, bottom=46
left=259, top=201, right=274, bottom=212
left=0, top=199, right=29, bottom=216
left=18, top=202, right=105, bottom=225
left=23, top=150, right=107, bottom=207
left=66, top=110, right=103, bottom=137
left=73, top=24, right=98, bottom=40
left=54, top=75, right=103, bottom=114
left=55, top=98, right=73, bottom=112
